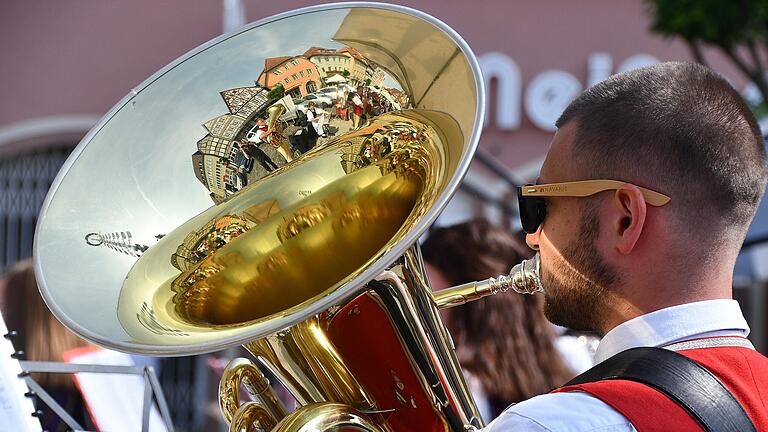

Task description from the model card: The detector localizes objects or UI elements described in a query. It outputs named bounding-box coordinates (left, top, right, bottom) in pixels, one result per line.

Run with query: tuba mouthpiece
left=505, top=253, right=543, bottom=295
left=432, top=254, right=544, bottom=310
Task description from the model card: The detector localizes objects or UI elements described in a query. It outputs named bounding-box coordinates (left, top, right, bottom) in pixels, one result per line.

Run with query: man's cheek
left=540, top=262, right=557, bottom=294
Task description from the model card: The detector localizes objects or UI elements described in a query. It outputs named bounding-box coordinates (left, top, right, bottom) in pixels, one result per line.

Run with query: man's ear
left=613, top=184, right=647, bottom=255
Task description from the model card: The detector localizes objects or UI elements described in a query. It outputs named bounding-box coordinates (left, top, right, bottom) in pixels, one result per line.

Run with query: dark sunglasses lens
left=518, top=188, right=545, bottom=233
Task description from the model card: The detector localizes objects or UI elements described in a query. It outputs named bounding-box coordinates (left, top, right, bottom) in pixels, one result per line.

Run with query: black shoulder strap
left=564, top=347, right=755, bottom=432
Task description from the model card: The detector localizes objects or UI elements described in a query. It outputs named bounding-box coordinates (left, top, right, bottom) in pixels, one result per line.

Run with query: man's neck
left=598, top=284, right=733, bottom=335
left=596, top=248, right=737, bottom=335
left=593, top=299, right=749, bottom=363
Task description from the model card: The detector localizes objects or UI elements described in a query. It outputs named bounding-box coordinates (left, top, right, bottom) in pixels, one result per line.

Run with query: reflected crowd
left=191, top=45, right=409, bottom=205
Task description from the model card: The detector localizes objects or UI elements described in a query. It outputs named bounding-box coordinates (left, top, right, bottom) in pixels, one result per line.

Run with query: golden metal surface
left=397, top=246, right=483, bottom=428
left=117, top=110, right=454, bottom=346
left=272, top=403, right=382, bottom=432
left=220, top=357, right=287, bottom=425
left=243, top=316, right=376, bottom=409
left=229, top=402, right=278, bottom=432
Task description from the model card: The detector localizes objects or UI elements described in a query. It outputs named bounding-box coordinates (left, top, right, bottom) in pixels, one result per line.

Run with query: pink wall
left=0, top=0, right=744, bottom=169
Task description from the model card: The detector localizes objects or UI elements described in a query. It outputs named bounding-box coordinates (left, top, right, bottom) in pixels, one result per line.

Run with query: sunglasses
left=516, top=179, right=671, bottom=234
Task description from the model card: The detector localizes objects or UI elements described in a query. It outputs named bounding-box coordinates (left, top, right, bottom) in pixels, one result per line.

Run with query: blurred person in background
left=421, top=219, right=591, bottom=422
left=1, top=259, right=167, bottom=432
left=0, top=259, right=94, bottom=431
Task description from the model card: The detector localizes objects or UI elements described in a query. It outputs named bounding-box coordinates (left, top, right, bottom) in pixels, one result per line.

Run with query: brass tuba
left=34, top=4, right=541, bottom=431
left=265, top=104, right=293, bottom=163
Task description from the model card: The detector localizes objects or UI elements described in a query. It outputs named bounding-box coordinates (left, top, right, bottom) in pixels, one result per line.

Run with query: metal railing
left=19, top=361, right=175, bottom=432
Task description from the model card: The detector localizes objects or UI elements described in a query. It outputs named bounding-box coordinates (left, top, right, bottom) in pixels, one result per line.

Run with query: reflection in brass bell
left=276, top=202, right=332, bottom=243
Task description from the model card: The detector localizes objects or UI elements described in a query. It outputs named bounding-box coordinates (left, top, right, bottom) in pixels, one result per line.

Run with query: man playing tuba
left=247, top=111, right=293, bottom=165
left=487, top=62, right=768, bottom=431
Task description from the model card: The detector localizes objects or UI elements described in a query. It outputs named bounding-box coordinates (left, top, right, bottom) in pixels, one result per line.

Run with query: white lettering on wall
left=524, top=70, right=582, bottom=131
left=744, top=81, right=762, bottom=106
left=617, top=54, right=659, bottom=74
left=478, top=52, right=660, bottom=132
left=479, top=52, right=522, bottom=130
left=588, top=53, right=613, bottom=87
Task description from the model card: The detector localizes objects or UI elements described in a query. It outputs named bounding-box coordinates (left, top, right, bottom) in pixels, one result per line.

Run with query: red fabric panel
left=553, top=344, right=768, bottom=432
left=554, top=380, right=702, bottom=432
left=683, top=346, right=768, bottom=429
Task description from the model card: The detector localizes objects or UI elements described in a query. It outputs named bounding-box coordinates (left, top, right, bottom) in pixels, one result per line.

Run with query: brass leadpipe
left=432, top=254, right=543, bottom=309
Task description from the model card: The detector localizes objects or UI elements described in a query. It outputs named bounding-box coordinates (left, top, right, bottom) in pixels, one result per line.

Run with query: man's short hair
left=556, top=61, right=767, bottom=235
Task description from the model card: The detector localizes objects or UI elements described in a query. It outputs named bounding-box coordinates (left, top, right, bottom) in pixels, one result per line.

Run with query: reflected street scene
left=193, top=46, right=409, bottom=204
left=164, top=112, right=441, bottom=326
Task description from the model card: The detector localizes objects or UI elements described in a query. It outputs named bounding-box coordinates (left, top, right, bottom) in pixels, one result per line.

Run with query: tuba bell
left=34, top=3, right=541, bottom=431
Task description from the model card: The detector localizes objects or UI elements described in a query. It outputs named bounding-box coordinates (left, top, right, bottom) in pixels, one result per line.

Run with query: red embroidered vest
left=553, top=340, right=768, bottom=431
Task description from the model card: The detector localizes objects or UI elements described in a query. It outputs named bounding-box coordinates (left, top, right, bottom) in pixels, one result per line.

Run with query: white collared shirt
left=484, top=299, right=750, bottom=432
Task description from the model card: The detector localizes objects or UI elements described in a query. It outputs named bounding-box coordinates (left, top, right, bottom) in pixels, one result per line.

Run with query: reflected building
left=257, top=56, right=321, bottom=98
left=303, top=47, right=352, bottom=84
left=193, top=86, right=274, bottom=203
left=335, top=123, right=387, bottom=174
left=337, top=47, right=374, bottom=88
left=197, top=133, right=232, bottom=159
left=171, top=199, right=282, bottom=272
left=338, top=140, right=367, bottom=174
left=386, top=87, right=409, bottom=108
left=192, top=151, right=229, bottom=202
left=170, top=214, right=252, bottom=272
left=304, top=46, right=375, bottom=88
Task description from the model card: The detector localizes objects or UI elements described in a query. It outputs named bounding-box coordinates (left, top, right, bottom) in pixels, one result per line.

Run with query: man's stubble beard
left=542, top=201, right=620, bottom=334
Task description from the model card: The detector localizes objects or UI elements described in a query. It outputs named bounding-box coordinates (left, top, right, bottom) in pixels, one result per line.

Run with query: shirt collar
left=594, top=299, right=750, bottom=364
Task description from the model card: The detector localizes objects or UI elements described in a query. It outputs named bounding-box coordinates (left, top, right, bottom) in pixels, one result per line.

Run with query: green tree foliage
left=647, top=0, right=768, bottom=103
left=267, top=84, right=285, bottom=100
left=341, top=69, right=351, bottom=77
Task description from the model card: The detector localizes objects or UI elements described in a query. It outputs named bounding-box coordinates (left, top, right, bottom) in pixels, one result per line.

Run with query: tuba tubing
left=220, top=358, right=287, bottom=425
